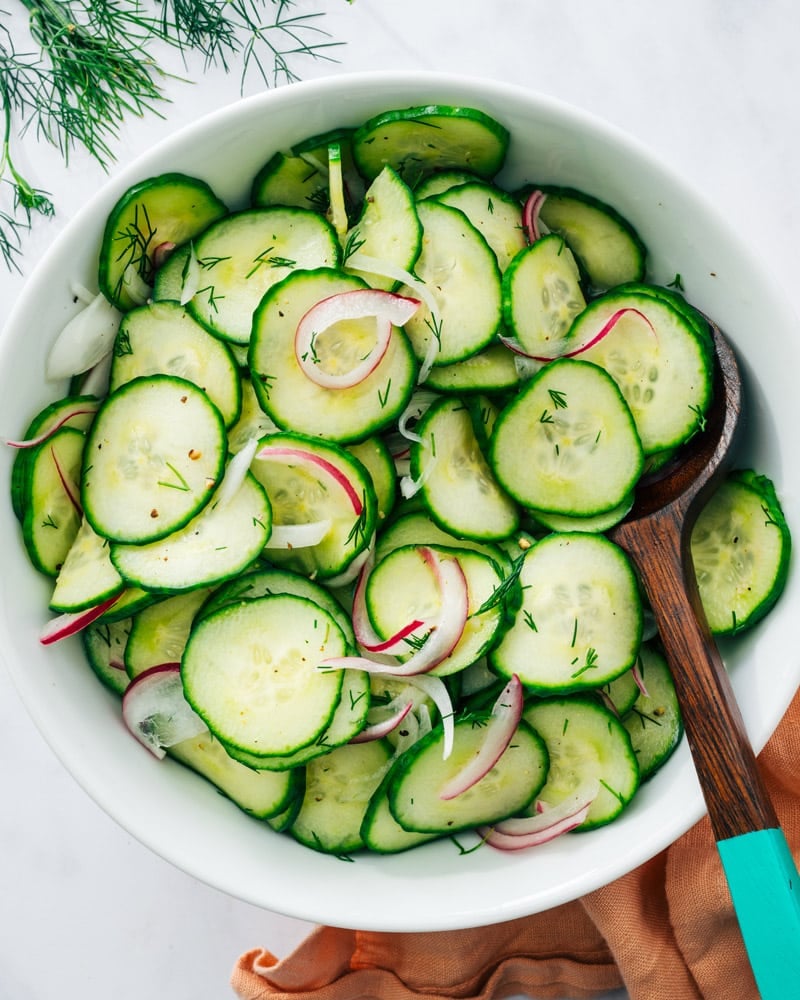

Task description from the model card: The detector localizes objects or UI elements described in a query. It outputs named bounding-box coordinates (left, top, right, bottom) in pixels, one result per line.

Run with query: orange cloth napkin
left=231, top=688, right=800, bottom=1000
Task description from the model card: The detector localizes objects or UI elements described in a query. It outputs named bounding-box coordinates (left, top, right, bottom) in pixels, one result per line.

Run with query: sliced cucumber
left=226, top=372, right=281, bottom=456
left=49, top=516, right=124, bottom=612
left=361, top=761, right=439, bottom=854
left=11, top=395, right=98, bottom=522
left=196, top=565, right=355, bottom=649
left=490, top=358, right=643, bottom=517
left=399, top=199, right=502, bottom=366
left=249, top=431, right=377, bottom=582
left=622, top=644, right=683, bottom=781
left=346, top=436, right=397, bottom=522
left=110, top=470, right=270, bottom=593
left=182, top=594, right=347, bottom=758
left=110, top=301, right=241, bottom=428
left=501, top=234, right=585, bottom=358
left=568, top=289, right=714, bottom=454
left=534, top=186, right=647, bottom=290
left=343, top=166, right=422, bottom=291
left=249, top=268, right=417, bottom=443
left=290, top=738, right=393, bottom=855
left=387, top=716, right=547, bottom=835
left=81, top=617, right=131, bottom=695
left=21, top=425, right=85, bottom=577
left=490, top=532, right=642, bottom=693
left=414, top=169, right=482, bottom=200
left=98, top=173, right=227, bottom=311
left=353, top=105, right=510, bottom=184
left=527, top=494, right=634, bottom=535
left=373, top=508, right=511, bottom=572
left=433, top=181, right=526, bottom=272
left=187, top=207, right=340, bottom=345
left=523, top=696, right=640, bottom=830
left=224, top=668, right=370, bottom=772
left=691, top=469, right=791, bottom=635
left=169, top=731, right=303, bottom=820
left=125, top=588, right=214, bottom=680
left=423, top=342, right=519, bottom=395
left=411, top=394, right=519, bottom=541
left=82, top=375, right=227, bottom=545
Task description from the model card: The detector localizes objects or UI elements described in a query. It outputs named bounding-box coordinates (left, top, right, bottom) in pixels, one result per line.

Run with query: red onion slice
left=479, top=778, right=600, bottom=850
left=439, top=674, right=524, bottom=800
left=122, top=663, right=207, bottom=759
left=631, top=657, right=650, bottom=699
left=350, top=550, right=427, bottom=655
left=350, top=698, right=414, bottom=743
left=255, top=442, right=364, bottom=516
left=501, top=306, right=656, bottom=364
left=4, top=401, right=100, bottom=449
left=40, top=592, right=124, bottom=645
left=294, top=289, right=420, bottom=389
left=522, top=189, right=547, bottom=243
left=320, top=548, right=469, bottom=677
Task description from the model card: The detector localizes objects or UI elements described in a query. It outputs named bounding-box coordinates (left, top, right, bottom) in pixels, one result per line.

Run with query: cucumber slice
left=110, top=301, right=241, bottom=428
left=98, top=173, right=227, bottom=311
left=21, top=425, right=85, bottom=577
left=249, top=268, right=417, bottom=443
left=82, top=375, right=227, bottom=545
left=490, top=358, right=644, bottom=517
left=353, top=105, right=510, bottom=184
left=568, top=290, right=714, bottom=454
left=226, top=372, right=281, bottom=456
left=49, top=516, right=124, bottom=612
left=534, top=186, right=647, bottom=290
left=187, top=207, right=340, bottom=345
left=224, top=668, right=370, bottom=772
left=399, top=199, right=502, bottom=366
left=490, top=532, right=642, bottom=693
left=290, top=738, right=393, bottom=855
left=11, top=395, right=98, bottom=522
left=622, top=644, right=683, bottom=780
left=197, top=565, right=355, bottom=649
left=433, top=181, right=526, bottom=272
left=364, top=543, right=507, bottom=678
left=501, top=234, right=586, bottom=358
left=182, top=594, right=347, bottom=758
left=423, top=342, right=519, bottom=395
left=346, top=436, right=397, bottom=522
left=373, top=508, right=511, bottom=572
left=125, top=588, right=214, bottom=680
left=343, top=166, right=422, bottom=291
left=361, top=761, right=439, bottom=854
left=151, top=242, right=193, bottom=303
left=527, top=494, right=634, bottom=535
left=411, top=394, right=519, bottom=541
left=415, top=169, right=482, bottom=200
left=523, top=696, right=640, bottom=830
left=169, top=731, right=303, bottom=820
left=249, top=431, right=377, bottom=582
left=110, top=470, right=271, bottom=593
left=387, top=716, right=547, bottom=835
left=691, top=469, right=791, bottom=635
left=82, top=617, right=131, bottom=696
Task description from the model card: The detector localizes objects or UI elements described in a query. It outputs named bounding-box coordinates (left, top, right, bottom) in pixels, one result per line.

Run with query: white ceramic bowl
left=2, top=71, right=799, bottom=932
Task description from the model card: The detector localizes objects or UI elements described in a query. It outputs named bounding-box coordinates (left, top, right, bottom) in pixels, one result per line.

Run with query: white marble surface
left=1, top=1, right=799, bottom=997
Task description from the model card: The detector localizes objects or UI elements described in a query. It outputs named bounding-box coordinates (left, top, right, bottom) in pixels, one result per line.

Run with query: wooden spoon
left=608, top=323, right=800, bottom=997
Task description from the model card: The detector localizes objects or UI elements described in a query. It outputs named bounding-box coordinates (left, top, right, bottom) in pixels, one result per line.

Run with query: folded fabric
left=231, top=689, right=800, bottom=1000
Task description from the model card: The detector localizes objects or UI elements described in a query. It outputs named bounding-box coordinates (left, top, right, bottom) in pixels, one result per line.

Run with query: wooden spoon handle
left=620, top=513, right=778, bottom=838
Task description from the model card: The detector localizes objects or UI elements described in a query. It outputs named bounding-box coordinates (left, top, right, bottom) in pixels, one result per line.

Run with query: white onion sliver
left=214, top=436, right=259, bottom=508
left=439, top=675, right=524, bottom=800
left=350, top=699, right=414, bottom=744
left=78, top=350, right=114, bottom=399
left=122, top=664, right=207, bottom=759
left=46, top=293, right=122, bottom=381
left=397, top=389, right=439, bottom=445
left=405, top=674, right=455, bottom=761
left=120, top=263, right=151, bottom=307
left=265, top=520, right=332, bottom=550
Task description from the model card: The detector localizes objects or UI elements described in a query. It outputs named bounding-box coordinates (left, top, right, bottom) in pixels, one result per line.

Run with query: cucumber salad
left=8, top=103, right=792, bottom=857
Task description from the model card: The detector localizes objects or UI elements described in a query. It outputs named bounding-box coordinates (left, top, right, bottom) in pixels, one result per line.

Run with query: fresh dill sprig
left=157, top=0, right=343, bottom=89
left=0, top=0, right=349, bottom=270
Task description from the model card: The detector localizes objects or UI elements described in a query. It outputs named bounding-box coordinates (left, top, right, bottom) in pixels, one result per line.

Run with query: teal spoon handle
left=718, top=828, right=800, bottom=997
